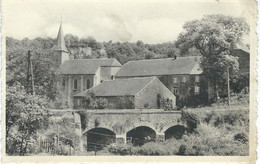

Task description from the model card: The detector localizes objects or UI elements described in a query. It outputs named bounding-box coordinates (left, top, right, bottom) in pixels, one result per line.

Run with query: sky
left=4, top=0, right=251, bottom=44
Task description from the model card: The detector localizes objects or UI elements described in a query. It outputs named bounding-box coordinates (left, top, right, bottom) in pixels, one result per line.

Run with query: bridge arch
left=84, top=127, right=116, bottom=151
left=164, top=125, right=186, bottom=140
left=126, top=126, right=156, bottom=146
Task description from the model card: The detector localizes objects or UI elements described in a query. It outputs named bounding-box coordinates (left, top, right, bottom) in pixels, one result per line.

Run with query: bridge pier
left=156, top=133, right=165, bottom=142
left=80, top=135, right=87, bottom=152
left=116, top=134, right=126, bottom=144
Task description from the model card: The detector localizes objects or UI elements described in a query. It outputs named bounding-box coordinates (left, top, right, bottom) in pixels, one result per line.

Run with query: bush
left=107, top=143, right=132, bottom=155
left=234, top=132, right=248, bottom=143
left=181, top=111, right=200, bottom=132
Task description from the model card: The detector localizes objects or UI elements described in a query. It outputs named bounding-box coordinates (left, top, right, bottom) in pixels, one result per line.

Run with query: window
left=73, top=79, right=78, bottom=90
left=195, top=76, right=200, bottom=82
left=77, top=99, right=80, bottom=106
left=173, top=77, right=177, bottom=83
left=86, top=79, right=90, bottom=89
left=173, top=87, right=178, bottom=94
left=111, top=75, right=115, bottom=80
left=194, top=86, right=200, bottom=94
left=182, top=76, right=187, bottom=83
left=62, top=79, right=65, bottom=88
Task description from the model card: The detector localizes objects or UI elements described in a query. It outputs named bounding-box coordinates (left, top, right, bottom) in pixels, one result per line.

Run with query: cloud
left=4, top=1, right=250, bottom=44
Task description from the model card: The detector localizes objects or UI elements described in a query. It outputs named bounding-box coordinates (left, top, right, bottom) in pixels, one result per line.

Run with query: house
left=53, top=23, right=121, bottom=107
left=115, top=56, right=210, bottom=106
left=73, top=77, right=176, bottom=109
left=233, top=42, right=250, bottom=74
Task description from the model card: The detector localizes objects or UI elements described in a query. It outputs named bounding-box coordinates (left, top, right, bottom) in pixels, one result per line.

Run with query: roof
left=234, top=42, right=250, bottom=53
left=74, top=77, right=157, bottom=97
left=53, top=22, right=68, bottom=53
left=57, top=58, right=122, bottom=74
left=116, top=56, right=203, bottom=77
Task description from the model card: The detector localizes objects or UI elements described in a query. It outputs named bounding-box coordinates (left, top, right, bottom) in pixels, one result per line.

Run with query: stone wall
left=135, top=78, right=176, bottom=109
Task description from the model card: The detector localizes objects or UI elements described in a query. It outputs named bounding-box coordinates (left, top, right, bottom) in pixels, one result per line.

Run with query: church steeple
left=53, top=21, right=69, bottom=66
left=55, top=21, right=68, bottom=53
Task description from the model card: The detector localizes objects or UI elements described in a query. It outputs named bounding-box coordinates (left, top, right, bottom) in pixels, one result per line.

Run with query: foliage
left=176, top=14, right=249, bottom=98
left=181, top=111, right=200, bottom=133
left=230, top=73, right=249, bottom=93
left=159, top=97, right=174, bottom=111
left=6, top=84, right=49, bottom=155
left=6, top=37, right=58, bottom=100
left=82, top=92, right=109, bottom=109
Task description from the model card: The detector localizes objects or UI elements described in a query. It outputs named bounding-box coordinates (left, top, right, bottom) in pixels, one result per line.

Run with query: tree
left=6, top=84, right=49, bottom=155
left=6, top=37, right=58, bottom=100
left=175, top=15, right=249, bottom=99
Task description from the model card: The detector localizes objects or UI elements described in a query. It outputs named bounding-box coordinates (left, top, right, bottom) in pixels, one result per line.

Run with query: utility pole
left=27, top=50, right=31, bottom=94
left=27, top=50, right=35, bottom=95
left=227, top=66, right=230, bottom=106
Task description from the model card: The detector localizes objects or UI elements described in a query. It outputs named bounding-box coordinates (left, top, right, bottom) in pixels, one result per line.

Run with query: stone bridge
left=51, top=109, right=185, bottom=151
left=76, top=109, right=185, bottom=150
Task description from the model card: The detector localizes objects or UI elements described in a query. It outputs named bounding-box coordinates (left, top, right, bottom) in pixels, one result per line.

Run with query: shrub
left=234, top=132, right=248, bottom=143
left=107, top=143, right=132, bottom=155
left=181, top=111, right=200, bottom=132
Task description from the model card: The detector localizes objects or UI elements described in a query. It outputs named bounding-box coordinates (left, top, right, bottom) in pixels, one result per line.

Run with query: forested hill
left=6, top=35, right=182, bottom=65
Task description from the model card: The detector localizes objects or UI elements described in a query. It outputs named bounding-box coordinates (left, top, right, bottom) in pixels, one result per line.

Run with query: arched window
left=74, top=79, right=78, bottom=90
left=86, top=79, right=90, bottom=89
left=62, top=79, right=65, bottom=88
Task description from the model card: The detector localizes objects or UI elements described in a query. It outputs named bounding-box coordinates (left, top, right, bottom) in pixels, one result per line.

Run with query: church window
left=62, top=79, right=65, bottom=88
left=86, top=79, right=90, bottom=89
left=74, top=79, right=78, bottom=90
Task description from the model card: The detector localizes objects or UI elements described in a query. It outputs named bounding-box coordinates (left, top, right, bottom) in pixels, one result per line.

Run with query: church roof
left=53, top=22, right=68, bottom=53
left=116, top=56, right=203, bottom=77
left=56, top=58, right=121, bottom=75
left=74, top=77, right=157, bottom=97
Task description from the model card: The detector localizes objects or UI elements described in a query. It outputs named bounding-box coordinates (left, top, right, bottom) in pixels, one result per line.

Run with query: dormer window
left=73, top=79, right=78, bottom=90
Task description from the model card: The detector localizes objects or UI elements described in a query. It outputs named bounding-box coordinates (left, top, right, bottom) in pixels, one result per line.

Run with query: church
left=53, top=23, right=122, bottom=108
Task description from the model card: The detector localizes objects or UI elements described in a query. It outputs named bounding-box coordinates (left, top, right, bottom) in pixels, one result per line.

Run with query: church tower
left=53, top=22, right=69, bottom=67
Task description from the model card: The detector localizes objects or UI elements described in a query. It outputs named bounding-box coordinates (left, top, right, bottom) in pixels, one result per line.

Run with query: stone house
left=73, top=77, right=176, bottom=109
left=115, top=57, right=209, bottom=106
left=53, top=23, right=121, bottom=107
left=233, top=42, right=250, bottom=74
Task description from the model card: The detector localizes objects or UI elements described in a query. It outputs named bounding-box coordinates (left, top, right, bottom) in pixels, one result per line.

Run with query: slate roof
left=116, top=56, right=203, bottom=77
left=234, top=42, right=250, bottom=53
left=57, top=58, right=121, bottom=74
left=74, top=77, right=157, bottom=97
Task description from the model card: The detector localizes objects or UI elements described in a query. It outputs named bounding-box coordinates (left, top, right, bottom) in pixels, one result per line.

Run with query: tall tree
left=6, top=84, right=49, bottom=155
left=175, top=15, right=249, bottom=98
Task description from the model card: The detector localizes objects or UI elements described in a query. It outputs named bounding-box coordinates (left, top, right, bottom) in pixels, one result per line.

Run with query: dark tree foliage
left=175, top=14, right=249, bottom=98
